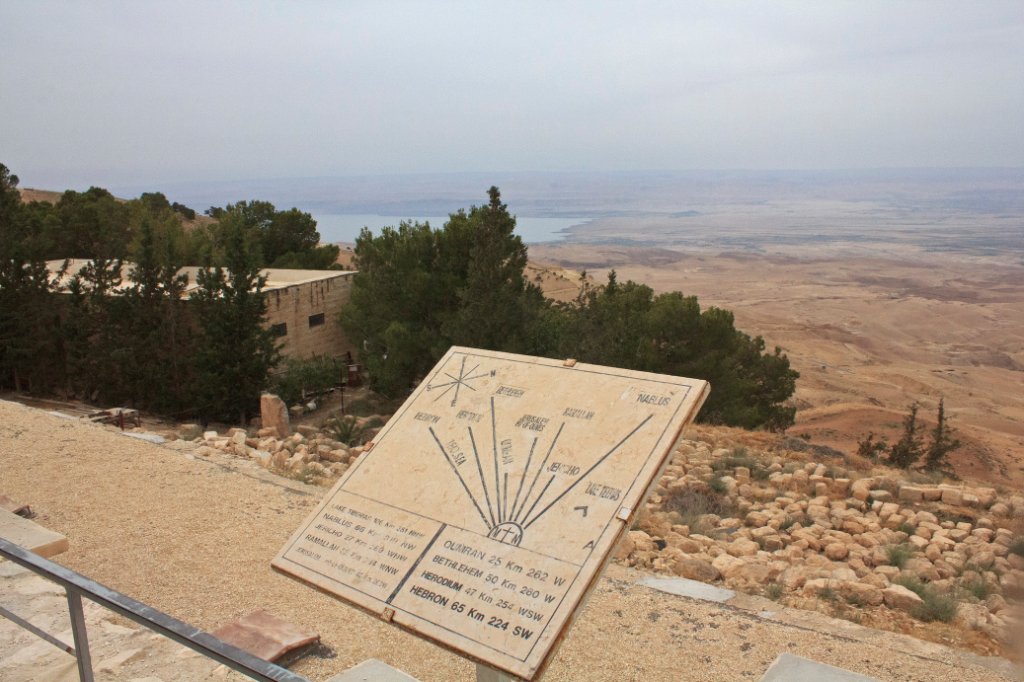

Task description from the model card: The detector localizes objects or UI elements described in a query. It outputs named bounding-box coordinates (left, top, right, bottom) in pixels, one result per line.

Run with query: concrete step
left=0, top=509, right=68, bottom=558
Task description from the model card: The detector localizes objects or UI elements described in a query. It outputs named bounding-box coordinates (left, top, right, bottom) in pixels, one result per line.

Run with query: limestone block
left=870, top=490, right=893, bottom=503
left=976, top=487, right=997, bottom=508
left=941, top=487, right=963, bottom=506
left=260, top=393, right=291, bottom=438
left=898, top=486, right=924, bottom=503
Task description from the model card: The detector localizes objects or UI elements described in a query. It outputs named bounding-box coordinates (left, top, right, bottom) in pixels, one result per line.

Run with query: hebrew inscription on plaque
left=274, top=347, right=709, bottom=679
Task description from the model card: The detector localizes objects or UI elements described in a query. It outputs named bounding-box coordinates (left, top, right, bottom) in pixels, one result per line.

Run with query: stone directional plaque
left=273, top=347, right=709, bottom=679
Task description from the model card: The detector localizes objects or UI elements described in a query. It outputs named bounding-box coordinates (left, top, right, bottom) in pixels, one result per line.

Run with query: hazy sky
left=2, top=1, right=1022, bottom=190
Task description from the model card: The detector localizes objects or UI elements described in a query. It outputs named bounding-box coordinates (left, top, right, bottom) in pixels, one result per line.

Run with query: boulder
left=669, top=536, right=702, bottom=554
left=778, top=565, right=824, bottom=591
left=628, top=530, right=656, bottom=554
left=672, top=555, right=721, bottom=583
left=824, top=543, right=849, bottom=561
left=904, top=557, right=940, bottom=582
left=727, top=538, right=760, bottom=557
left=260, top=393, right=291, bottom=438
left=178, top=423, right=203, bottom=440
left=838, top=581, right=884, bottom=606
left=712, top=553, right=745, bottom=577
left=725, top=561, right=775, bottom=589
left=883, top=584, right=924, bottom=612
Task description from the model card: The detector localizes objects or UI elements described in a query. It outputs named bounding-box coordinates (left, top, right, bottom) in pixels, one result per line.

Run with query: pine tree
left=924, top=398, right=960, bottom=473
left=889, top=403, right=924, bottom=468
left=444, top=187, right=537, bottom=352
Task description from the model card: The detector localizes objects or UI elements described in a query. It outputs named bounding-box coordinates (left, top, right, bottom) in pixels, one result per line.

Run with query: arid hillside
left=529, top=242, right=1024, bottom=490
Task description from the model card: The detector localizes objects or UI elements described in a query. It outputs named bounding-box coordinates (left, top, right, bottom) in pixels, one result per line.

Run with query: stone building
left=252, top=268, right=356, bottom=360
left=48, top=260, right=357, bottom=361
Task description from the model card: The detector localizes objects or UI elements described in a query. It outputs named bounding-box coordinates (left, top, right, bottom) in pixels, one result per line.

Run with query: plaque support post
left=476, top=663, right=516, bottom=682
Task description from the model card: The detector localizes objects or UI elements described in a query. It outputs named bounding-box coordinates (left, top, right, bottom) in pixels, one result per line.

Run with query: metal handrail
left=0, top=536, right=308, bottom=682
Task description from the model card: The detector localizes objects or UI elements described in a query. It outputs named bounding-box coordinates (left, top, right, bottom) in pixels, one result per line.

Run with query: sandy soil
left=1, top=400, right=1017, bottom=681
left=529, top=242, right=1024, bottom=490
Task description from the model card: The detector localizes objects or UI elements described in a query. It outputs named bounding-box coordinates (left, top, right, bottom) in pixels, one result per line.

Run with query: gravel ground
left=1, top=399, right=1018, bottom=681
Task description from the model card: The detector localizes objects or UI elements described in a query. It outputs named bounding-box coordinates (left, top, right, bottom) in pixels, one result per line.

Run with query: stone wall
left=264, top=272, right=356, bottom=360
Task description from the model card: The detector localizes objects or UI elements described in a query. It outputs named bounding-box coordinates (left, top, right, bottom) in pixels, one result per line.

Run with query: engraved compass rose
left=426, top=355, right=495, bottom=407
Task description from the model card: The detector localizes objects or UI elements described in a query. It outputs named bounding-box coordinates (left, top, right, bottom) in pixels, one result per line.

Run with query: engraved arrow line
left=509, top=436, right=538, bottom=522
left=511, top=422, right=565, bottom=524
left=428, top=427, right=493, bottom=531
left=491, top=397, right=503, bottom=524
left=467, top=426, right=497, bottom=528
left=519, top=474, right=556, bottom=527
left=522, top=413, right=654, bottom=530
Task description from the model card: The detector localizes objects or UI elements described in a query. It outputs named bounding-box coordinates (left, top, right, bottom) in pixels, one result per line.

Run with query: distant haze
left=2, top=2, right=1023, bottom=191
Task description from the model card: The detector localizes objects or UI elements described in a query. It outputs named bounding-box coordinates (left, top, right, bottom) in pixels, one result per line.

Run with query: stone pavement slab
left=0, top=509, right=68, bottom=558
left=759, top=653, right=879, bottom=681
left=636, top=575, right=736, bottom=602
left=327, top=658, right=421, bottom=682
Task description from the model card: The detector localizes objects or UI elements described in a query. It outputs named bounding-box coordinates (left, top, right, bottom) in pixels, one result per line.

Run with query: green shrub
left=817, top=585, right=839, bottom=602
left=844, top=592, right=866, bottom=607
left=709, top=476, right=729, bottom=494
left=886, top=544, right=916, bottom=569
left=961, top=577, right=993, bottom=601
left=323, top=413, right=367, bottom=446
left=1010, top=537, right=1024, bottom=557
left=661, top=487, right=737, bottom=535
left=856, top=432, right=888, bottom=460
left=894, top=574, right=927, bottom=597
left=897, top=522, right=917, bottom=536
left=781, top=513, right=805, bottom=532
left=270, top=355, right=346, bottom=405
left=912, top=590, right=958, bottom=623
left=764, top=583, right=784, bottom=601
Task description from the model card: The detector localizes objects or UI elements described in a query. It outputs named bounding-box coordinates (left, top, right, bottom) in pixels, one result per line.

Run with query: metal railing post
left=66, top=589, right=94, bottom=682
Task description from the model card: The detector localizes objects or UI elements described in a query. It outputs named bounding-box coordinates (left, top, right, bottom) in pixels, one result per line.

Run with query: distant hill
left=18, top=187, right=65, bottom=204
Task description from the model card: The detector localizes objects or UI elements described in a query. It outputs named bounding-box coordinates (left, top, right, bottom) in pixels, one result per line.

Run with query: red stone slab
left=212, top=610, right=319, bottom=662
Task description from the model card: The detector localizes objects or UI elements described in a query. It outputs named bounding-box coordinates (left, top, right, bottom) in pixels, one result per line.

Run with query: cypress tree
left=924, top=398, right=960, bottom=472
left=889, top=403, right=924, bottom=468
left=193, top=221, right=280, bottom=424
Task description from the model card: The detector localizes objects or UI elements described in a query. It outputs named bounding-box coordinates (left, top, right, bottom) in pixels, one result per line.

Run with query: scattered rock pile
left=189, top=422, right=370, bottom=484
left=617, top=440, right=1024, bottom=647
